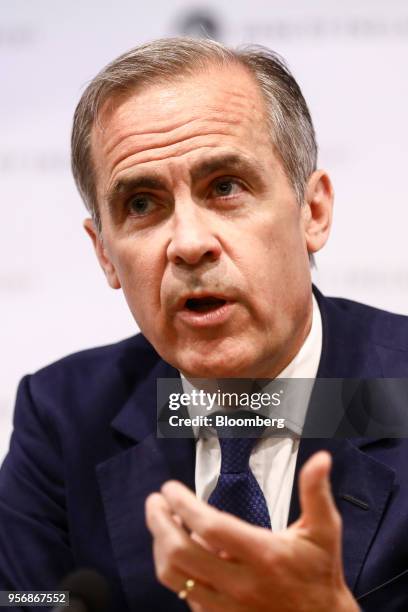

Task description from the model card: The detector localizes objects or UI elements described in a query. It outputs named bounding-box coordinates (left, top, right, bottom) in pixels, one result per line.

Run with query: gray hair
left=71, top=37, right=317, bottom=231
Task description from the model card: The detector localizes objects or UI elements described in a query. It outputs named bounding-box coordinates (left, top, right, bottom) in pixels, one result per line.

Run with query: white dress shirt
left=181, top=295, right=322, bottom=531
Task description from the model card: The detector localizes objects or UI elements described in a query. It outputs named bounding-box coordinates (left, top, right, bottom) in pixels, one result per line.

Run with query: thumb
left=298, top=450, right=341, bottom=550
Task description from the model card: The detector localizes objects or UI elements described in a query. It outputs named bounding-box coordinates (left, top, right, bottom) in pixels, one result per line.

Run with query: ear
left=83, top=218, right=121, bottom=289
left=302, top=170, right=334, bottom=254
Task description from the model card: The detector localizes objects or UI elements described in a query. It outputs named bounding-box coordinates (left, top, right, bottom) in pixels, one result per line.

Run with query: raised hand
left=145, top=451, right=360, bottom=612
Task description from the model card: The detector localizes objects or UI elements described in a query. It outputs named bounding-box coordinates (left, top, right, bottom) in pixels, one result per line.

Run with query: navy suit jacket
left=1, top=286, right=408, bottom=611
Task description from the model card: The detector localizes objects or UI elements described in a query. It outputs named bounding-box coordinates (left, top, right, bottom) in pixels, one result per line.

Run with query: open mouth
left=176, top=294, right=234, bottom=327
left=185, top=296, right=227, bottom=313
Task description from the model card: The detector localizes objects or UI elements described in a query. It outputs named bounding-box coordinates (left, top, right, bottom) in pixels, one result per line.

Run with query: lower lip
left=176, top=301, right=236, bottom=328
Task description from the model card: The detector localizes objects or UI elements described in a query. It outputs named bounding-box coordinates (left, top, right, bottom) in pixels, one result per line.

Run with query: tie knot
left=218, top=436, right=260, bottom=473
left=212, top=411, right=267, bottom=474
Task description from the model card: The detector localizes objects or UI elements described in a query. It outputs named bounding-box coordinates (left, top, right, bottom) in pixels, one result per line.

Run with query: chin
left=175, top=349, right=257, bottom=379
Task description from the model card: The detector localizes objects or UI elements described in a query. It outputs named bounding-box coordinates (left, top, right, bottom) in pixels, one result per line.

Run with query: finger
left=151, top=545, right=189, bottom=595
left=145, top=492, right=242, bottom=590
left=146, top=492, right=200, bottom=552
left=161, top=480, right=272, bottom=562
left=180, top=579, right=231, bottom=612
left=145, top=492, right=176, bottom=535
left=150, top=546, right=226, bottom=612
left=298, top=451, right=341, bottom=549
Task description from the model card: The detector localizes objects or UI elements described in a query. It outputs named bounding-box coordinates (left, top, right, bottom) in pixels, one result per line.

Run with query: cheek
left=241, top=214, right=309, bottom=299
left=109, top=241, right=163, bottom=320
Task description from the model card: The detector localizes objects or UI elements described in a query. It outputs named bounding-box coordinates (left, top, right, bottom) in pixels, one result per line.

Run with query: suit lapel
left=288, top=437, right=395, bottom=591
left=96, top=358, right=195, bottom=609
left=288, top=288, right=396, bottom=592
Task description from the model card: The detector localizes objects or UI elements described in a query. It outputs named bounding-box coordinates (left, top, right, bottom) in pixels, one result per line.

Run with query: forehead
left=95, top=62, right=268, bottom=131
left=91, top=63, right=273, bottom=194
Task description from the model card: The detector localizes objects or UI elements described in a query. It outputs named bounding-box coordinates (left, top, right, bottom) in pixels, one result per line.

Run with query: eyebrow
left=190, top=153, right=264, bottom=184
left=106, top=175, right=166, bottom=215
left=105, top=153, right=264, bottom=215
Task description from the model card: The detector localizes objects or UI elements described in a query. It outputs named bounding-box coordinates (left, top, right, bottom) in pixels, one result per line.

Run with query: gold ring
left=178, top=578, right=195, bottom=599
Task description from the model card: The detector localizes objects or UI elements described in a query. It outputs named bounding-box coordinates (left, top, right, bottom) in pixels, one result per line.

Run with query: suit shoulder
left=327, top=295, right=408, bottom=352
left=26, top=333, right=160, bottom=411
left=35, top=333, right=158, bottom=374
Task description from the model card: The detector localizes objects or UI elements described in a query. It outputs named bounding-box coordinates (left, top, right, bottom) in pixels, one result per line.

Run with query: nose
left=166, top=203, right=222, bottom=266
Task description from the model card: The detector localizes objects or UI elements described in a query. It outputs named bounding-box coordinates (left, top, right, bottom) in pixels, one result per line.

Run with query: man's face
left=88, top=64, right=330, bottom=378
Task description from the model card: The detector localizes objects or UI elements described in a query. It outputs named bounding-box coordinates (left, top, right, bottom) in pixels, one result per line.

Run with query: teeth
left=185, top=297, right=226, bottom=312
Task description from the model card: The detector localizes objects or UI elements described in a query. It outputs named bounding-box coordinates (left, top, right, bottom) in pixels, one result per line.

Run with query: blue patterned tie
left=207, top=416, right=271, bottom=528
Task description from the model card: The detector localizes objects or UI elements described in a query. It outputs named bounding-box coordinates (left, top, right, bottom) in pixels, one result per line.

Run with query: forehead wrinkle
left=102, top=110, right=246, bottom=164
left=106, top=127, right=246, bottom=188
left=102, top=115, right=204, bottom=158
left=105, top=140, right=230, bottom=194
left=102, top=105, right=262, bottom=187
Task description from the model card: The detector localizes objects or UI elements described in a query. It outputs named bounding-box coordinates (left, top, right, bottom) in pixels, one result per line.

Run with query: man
left=0, top=37, right=407, bottom=611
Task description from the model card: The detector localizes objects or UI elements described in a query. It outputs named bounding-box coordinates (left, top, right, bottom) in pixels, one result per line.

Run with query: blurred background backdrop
left=1, top=0, right=407, bottom=460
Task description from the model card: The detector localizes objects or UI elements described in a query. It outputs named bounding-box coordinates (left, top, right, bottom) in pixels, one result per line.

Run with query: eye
left=128, top=194, right=156, bottom=216
left=211, top=178, right=243, bottom=198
